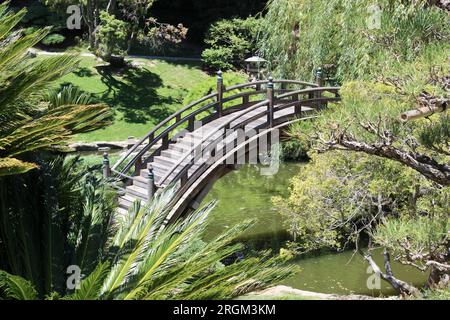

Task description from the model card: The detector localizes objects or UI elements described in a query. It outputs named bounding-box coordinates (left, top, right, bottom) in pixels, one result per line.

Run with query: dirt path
left=31, top=49, right=202, bottom=62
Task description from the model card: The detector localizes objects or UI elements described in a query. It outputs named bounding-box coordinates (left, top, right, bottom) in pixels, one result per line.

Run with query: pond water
left=201, top=163, right=427, bottom=297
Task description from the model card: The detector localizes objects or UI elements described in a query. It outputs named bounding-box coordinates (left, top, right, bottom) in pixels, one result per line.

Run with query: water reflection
left=201, top=163, right=427, bottom=296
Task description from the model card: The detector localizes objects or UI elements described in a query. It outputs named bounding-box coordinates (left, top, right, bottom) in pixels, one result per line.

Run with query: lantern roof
left=245, top=56, right=267, bottom=63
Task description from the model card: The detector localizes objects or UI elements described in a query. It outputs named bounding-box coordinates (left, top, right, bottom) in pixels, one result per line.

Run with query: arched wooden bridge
left=110, top=73, right=340, bottom=221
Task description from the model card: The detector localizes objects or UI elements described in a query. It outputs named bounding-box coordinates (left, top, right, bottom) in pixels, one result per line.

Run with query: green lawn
left=44, top=55, right=213, bottom=142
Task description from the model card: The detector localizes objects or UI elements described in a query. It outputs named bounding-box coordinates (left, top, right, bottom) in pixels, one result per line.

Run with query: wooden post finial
left=268, top=76, right=274, bottom=88
left=315, top=67, right=324, bottom=87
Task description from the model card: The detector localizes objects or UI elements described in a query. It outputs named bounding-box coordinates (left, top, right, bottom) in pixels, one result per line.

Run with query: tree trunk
left=127, top=29, right=136, bottom=54
left=81, top=2, right=98, bottom=51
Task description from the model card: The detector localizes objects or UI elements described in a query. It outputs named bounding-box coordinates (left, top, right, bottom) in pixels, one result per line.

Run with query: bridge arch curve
left=111, top=76, right=340, bottom=218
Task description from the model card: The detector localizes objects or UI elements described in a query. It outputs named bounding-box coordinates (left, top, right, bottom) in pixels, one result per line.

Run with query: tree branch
left=324, top=135, right=450, bottom=186
left=364, top=248, right=421, bottom=296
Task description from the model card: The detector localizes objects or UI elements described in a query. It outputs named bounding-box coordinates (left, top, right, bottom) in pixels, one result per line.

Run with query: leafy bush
left=202, top=17, right=261, bottom=70
left=272, top=151, right=429, bottom=251
left=41, top=33, right=65, bottom=46
left=97, top=11, right=129, bottom=59
left=20, top=1, right=65, bottom=27
left=201, top=47, right=234, bottom=71
left=23, top=27, right=39, bottom=36
left=280, top=140, right=309, bottom=161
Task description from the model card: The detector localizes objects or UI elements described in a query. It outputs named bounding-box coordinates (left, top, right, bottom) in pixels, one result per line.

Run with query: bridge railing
left=156, top=83, right=340, bottom=188
left=111, top=74, right=319, bottom=180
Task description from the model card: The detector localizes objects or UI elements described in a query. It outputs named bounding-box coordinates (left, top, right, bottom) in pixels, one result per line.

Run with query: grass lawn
left=67, top=152, right=121, bottom=168
left=43, top=54, right=213, bottom=142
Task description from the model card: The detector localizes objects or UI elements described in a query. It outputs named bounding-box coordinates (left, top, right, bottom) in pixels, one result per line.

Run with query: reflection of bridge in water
left=110, top=73, right=340, bottom=221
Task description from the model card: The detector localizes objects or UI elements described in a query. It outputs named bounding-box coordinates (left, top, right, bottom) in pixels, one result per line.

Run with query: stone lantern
left=245, top=56, right=267, bottom=81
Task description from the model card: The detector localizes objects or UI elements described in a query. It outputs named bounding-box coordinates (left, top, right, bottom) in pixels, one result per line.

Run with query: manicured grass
left=42, top=54, right=213, bottom=142
left=67, top=152, right=121, bottom=168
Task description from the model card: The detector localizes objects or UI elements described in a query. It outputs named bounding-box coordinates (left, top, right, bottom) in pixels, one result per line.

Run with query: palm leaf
left=0, top=4, right=27, bottom=41
left=0, top=157, right=38, bottom=176
left=0, top=270, right=38, bottom=300
left=46, top=85, right=92, bottom=109
left=65, top=262, right=110, bottom=300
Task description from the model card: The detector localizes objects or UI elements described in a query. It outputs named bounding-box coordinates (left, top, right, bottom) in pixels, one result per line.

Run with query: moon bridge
left=108, top=74, right=341, bottom=220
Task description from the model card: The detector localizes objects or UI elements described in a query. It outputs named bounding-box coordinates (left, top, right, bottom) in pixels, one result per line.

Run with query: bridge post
left=135, top=156, right=142, bottom=173
left=315, top=67, right=324, bottom=87
left=216, top=70, right=223, bottom=117
left=267, top=76, right=274, bottom=128
left=102, top=152, right=111, bottom=179
left=181, top=170, right=188, bottom=187
left=147, top=165, right=156, bottom=200
left=315, top=67, right=324, bottom=109
left=293, top=93, right=301, bottom=115
left=162, top=134, right=169, bottom=150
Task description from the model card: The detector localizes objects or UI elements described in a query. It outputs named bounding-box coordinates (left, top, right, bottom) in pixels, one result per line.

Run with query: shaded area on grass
left=44, top=55, right=212, bottom=142
left=95, top=65, right=176, bottom=124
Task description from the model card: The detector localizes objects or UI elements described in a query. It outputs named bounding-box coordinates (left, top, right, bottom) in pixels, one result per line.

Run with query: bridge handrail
left=111, top=78, right=317, bottom=178
left=224, top=79, right=317, bottom=92
left=157, top=86, right=340, bottom=187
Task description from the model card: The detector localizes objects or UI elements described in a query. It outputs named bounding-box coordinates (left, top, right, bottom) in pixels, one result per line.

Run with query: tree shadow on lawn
left=73, top=67, right=94, bottom=77
left=95, top=65, right=181, bottom=124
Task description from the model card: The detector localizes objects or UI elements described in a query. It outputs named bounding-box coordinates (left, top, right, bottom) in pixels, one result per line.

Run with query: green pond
left=201, top=163, right=427, bottom=297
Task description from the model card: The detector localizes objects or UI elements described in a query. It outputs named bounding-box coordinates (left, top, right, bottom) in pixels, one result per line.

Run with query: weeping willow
left=258, top=0, right=450, bottom=81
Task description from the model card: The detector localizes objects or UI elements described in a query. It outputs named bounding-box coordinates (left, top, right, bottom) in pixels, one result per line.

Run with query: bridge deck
left=117, top=104, right=314, bottom=214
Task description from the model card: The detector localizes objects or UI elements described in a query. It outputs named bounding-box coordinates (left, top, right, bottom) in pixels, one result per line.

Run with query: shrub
left=97, top=11, right=129, bottom=60
left=202, top=17, right=261, bottom=70
left=23, top=27, right=39, bottom=36
left=201, top=48, right=234, bottom=71
left=41, top=33, right=66, bottom=46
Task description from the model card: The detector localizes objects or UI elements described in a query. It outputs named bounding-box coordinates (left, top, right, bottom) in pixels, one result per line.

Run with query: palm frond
left=101, top=188, right=175, bottom=297
left=0, top=157, right=38, bottom=176
left=65, top=262, right=110, bottom=300
left=0, top=3, right=26, bottom=41
left=0, top=270, right=38, bottom=300
left=45, top=85, right=92, bottom=109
